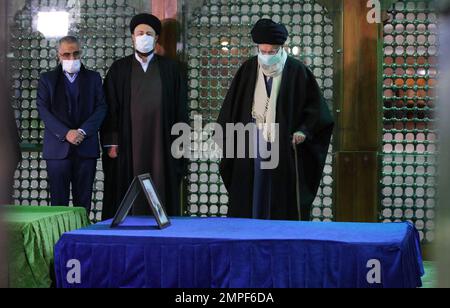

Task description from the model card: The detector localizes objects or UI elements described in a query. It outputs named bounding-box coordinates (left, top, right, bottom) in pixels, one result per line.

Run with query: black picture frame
left=111, top=174, right=171, bottom=229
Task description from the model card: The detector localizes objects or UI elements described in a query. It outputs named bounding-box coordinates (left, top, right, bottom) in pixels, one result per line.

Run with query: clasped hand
left=66, top=130, right=85, bottom=146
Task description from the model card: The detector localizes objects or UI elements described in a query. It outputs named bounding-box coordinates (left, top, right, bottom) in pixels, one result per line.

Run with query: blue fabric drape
left=55, top=217, right=424, bottom=288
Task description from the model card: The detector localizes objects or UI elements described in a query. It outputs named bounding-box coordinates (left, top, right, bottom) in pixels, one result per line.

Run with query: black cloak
left=101, top=55, right=188, bottom=220
left=217, top=56, right=334, bottom=221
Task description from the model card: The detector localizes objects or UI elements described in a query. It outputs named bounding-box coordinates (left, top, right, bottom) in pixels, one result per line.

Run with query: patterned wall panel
left=382, top=0, right=438, bottom=242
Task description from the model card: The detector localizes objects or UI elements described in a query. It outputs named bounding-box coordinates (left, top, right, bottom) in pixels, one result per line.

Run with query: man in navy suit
left=37, top=36, right=107, bottom=210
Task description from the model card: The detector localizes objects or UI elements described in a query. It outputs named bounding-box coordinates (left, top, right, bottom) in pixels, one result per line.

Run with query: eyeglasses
left=259, top=48, right=281, bottom=56
left=59, top=51, right=81, bottom=59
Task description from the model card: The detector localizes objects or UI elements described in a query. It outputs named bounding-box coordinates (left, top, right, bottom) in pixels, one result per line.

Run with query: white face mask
left=135, top=34, right=155, bottom=54
left=258, top=48, right=283, bottom=67
left=62, top=59, right=81, bottom=74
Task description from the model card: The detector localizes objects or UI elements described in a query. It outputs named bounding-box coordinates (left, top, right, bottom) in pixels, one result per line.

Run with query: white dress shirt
left=135, top=52, right=154, bottom=73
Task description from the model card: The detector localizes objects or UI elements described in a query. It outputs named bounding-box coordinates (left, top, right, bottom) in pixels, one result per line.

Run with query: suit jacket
left=37, top=65, right=107, bottom=160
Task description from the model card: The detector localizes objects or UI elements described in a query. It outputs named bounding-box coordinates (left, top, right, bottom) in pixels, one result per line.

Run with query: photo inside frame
left=111, top=174, right=171, bottom=229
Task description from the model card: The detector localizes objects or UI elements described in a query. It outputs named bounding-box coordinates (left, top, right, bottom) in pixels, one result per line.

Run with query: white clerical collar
left=135, top=52, right=154, bottom=73
left=64, top=72, right=78, bottom=83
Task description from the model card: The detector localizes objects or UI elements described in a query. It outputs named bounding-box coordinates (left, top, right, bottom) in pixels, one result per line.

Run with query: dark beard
left=136, top=49, right=155, bottom=57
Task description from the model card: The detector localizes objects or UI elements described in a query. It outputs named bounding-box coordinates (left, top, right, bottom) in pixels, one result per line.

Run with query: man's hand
left=66, top=130, right=85, bottom=146
left=108, top=146, right=119, bottom=159
left=292, top=132, right=307, bottom=146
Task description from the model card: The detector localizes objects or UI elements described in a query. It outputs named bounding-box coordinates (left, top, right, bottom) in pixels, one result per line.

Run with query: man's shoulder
left=155, top=55, right=182, bottom=71
left=234, top=56, right=258, bottom=76
left=155, top=54, right=175, bottom=64
left=83, top=68, right=102, bottom=79
left=40, top=67, right=59, bottom=80
left=110, top=55, right=134, bottom=70
left=286, top=56, right=309, bottom=71
left=241, top=56, right=258, bottom=68
left=286, top=56, right=313, bottom=77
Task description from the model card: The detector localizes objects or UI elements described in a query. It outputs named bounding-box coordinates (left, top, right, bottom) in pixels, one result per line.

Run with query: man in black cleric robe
left=217, top=19, right=334, bottom=221
left=101, top=14, right=188, bottom=220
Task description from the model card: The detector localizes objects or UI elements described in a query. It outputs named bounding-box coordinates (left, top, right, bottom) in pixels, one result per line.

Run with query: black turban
left=251, top=19, right=288, bottom=45
left=130, top=13, right=162, bottom=35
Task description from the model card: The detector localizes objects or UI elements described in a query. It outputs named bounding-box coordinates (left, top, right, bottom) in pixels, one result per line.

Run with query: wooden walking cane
left=293, top=143, right=302, bottom=221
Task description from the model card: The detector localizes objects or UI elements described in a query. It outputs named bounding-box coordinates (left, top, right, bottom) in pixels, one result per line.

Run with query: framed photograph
left=110, top=177, right=139, bottom=228
left=139, top=174, right=171, bottom=229
left=111, top=174, right=171, bottom=229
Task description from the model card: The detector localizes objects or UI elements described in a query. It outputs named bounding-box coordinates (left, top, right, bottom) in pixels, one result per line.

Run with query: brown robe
left=130, top=57, right=166, bottom=215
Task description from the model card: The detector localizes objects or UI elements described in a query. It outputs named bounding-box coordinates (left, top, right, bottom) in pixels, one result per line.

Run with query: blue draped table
left=54, top=217, right=424, bottom=288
